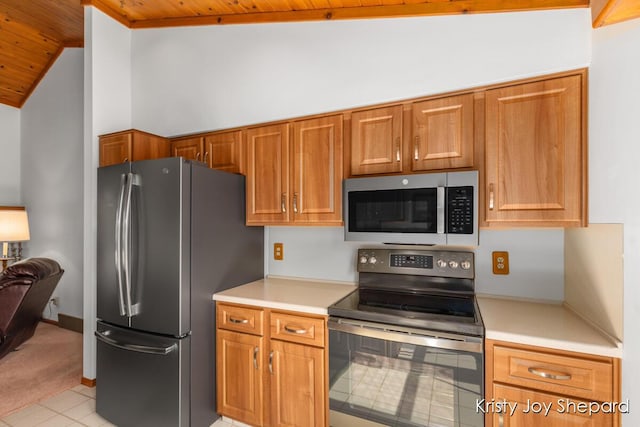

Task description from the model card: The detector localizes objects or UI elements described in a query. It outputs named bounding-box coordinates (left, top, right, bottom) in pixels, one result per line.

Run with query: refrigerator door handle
left=115, top=174, right=127, bottom=316
left=123, top=172, right=141, bottom=317
left=95, top=330, right=177, bottom=356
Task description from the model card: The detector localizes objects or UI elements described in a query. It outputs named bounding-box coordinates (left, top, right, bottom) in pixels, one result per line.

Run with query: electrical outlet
left=274, top=243, right=284, bottom=261
left=492, top=251, right=510, bottom=275
left=51, top=296, right=60, bottom=306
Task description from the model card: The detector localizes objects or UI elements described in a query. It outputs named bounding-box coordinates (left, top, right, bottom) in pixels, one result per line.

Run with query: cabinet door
left=216, top=330, right=263, bottom=426
left=99, top=133, right=132, bottom=166
left=493, top=384, right=613, bottom=427
left=350, top=105, right=403, bottom=175
left=204, top=130, right=244, bottom=174
left=291, top=115, right=343, bottom=225
left=484, top=74, right=586, bottom=227
left=245, top=123, right=290, bottom=225
left=131, top=131, right=169, bottom=161
left=270, top=340, right=325, bottom=427
left=170, top=137, right=204, bottom=161
left=412, top=93, right=474, bottom=171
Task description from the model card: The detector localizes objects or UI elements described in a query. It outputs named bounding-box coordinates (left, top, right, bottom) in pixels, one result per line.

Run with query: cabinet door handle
left=396, top=137, right=401, bottom=162
left=123, top=157, right=129, bottom=163
left=196, top=152, right=201, bottom=161
left=293, top=193, right=298, bottom=213
left=284, top=325, right=307, bottom=334
left=498, top=413, right=504, bottom=427
left=253, top=346, right=259, bottom=369
left=269, top=351, right=274, bottom=374
left=414, top=136, right=419, bottom=161
left=281, top=193, right=287, bottom=213
left=489, top=183, right=495, bottom=210
left=527, top=367, right=572, bottom=381
left=204, top=151, right=209, bottom=164
left=228, top=316, right=249, bottom=324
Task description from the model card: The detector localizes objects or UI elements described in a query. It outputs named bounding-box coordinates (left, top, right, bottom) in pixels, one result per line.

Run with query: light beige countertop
left=213, top=276, right=356, bottom=315
left=478, top=295, right=623, bottom=358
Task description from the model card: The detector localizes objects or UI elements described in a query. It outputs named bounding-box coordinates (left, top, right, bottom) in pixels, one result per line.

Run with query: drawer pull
left=527, top=367, right=572, bottom=381
left=228, top=317, right=249, bottom=324
left=284, top=325, right=308, bottom=334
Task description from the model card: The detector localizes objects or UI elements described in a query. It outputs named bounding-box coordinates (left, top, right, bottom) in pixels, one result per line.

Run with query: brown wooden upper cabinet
left=350, top=105, right=403, bottom=175
left=205, top=131, right=243, bottom=174
left=99, top=129, right=169, bottom=167
left=348, top=94, right=474, bottom=176
left=245, top=115, right=343, bottom=226
left=170, top=131, right=243, bottom=173
left=412, top=93, right=475, bottom=171
left=483, top=72, right=586, bottom=227
left=170, top=135, right=204, bottom=162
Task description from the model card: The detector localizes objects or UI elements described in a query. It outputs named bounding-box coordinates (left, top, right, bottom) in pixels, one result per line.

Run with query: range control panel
left=357, top=248, right=474, bottom=279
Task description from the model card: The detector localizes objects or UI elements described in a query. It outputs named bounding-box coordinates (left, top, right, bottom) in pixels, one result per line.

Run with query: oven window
left=329, top=330, right=483, bottom=427
left=348, top=188, right=437, bottom=233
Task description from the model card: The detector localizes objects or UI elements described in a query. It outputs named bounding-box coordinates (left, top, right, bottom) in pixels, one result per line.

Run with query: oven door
left=328, top=318, right=484, bottom=427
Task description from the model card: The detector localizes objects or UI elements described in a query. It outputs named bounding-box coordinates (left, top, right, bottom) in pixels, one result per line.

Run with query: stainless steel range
left=328, top=248, right=484, bottom=427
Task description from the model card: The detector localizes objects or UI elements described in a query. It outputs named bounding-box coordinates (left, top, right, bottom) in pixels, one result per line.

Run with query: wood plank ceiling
left=0, top=0, right=637, bottom=109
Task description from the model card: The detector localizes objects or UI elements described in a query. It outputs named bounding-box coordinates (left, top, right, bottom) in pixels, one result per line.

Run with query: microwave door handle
left=437, top=186, right=445, bottom=234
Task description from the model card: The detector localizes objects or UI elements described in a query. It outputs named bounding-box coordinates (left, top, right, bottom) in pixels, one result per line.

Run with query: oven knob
left=369, top=256, right=378, bottom=264
left=461, top=261, right=471, bottom=270
left=359, top=256, right=368, bottom=264
left=437, top=259, right=447, bottom=268
left=449, top=260, right=459, bottom=269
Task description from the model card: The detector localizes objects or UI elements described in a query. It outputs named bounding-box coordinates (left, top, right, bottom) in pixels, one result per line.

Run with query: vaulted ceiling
left=0, top=0, right=637, bottom=108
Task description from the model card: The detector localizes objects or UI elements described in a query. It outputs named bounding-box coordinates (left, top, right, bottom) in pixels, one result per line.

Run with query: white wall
left=21, top=48, right=84, bottom=321
left=83, top=6, right=133, bottom=380
left=0, top=105, right=21, bottom=204
left=590, top=18, right=640, bottom=425
left=132, top=9, right=591, bottom=137
left=130, top=8, right=590, bottom=301
left=266, top=227, right=565, bottom=300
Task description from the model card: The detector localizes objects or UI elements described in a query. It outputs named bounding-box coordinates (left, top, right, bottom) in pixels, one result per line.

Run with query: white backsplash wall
left=267, top=227, right=564, bottom=301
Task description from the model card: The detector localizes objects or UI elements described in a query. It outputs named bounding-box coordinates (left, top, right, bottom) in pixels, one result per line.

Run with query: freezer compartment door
left=95, top=321, right=190, bottom=427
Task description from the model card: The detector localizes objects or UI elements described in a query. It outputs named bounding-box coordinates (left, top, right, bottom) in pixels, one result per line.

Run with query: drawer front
left=217, top=303, right=264, bottom=336
left=493, top=384, right=614, bottom=427
left=270, top=311, right=326, bottom=347
left=493, top=345, right=614, bottom=402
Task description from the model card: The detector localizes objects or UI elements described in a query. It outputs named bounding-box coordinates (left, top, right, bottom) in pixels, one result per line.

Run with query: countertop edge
left=485, top=331, right=624, bottom=359
left=478, top=296, right=623, bottom=359
left=213, top=294, right=329, bottom=316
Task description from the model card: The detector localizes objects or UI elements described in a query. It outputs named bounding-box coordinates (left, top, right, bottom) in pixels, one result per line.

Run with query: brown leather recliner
left=0, top=258, right=64, bottom=360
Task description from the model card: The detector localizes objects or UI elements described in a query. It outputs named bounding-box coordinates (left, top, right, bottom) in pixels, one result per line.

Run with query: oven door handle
left=328, top=318, right=483, bottom=354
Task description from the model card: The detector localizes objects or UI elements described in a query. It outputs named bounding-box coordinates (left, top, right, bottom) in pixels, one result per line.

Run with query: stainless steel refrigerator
left=95, top=157, right=263, bottom=427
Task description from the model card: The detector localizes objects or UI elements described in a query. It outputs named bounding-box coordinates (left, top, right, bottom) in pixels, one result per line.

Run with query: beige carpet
left=0, top=322, right=83, bottom=416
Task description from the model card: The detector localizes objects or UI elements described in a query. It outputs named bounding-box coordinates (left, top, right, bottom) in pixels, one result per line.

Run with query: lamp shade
left=0, top=207, right=30, bottom=241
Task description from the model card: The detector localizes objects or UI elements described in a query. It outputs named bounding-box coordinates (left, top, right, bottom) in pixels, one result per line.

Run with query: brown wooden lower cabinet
left=216, top=329, right=264, bottom=426
left=485, top=339, right=621, bottom=427
left=493, top=384, right=613, bottom=427
left=270, top=340, right=325, bottom=427
left=216, top=302, right=327, bottom=427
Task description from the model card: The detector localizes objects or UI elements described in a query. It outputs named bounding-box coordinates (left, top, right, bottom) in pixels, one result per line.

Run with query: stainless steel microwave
left=343, top=171, right=478, bottom=246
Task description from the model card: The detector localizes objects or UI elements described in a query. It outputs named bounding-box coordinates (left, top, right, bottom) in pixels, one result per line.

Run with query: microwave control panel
left=447, top=186, right=474, bottom=234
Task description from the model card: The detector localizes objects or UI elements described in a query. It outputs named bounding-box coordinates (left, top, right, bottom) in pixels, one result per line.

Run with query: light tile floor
left=0, top=385, right=246, bottom=427
left=0, top=385, right=112, bottom=427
